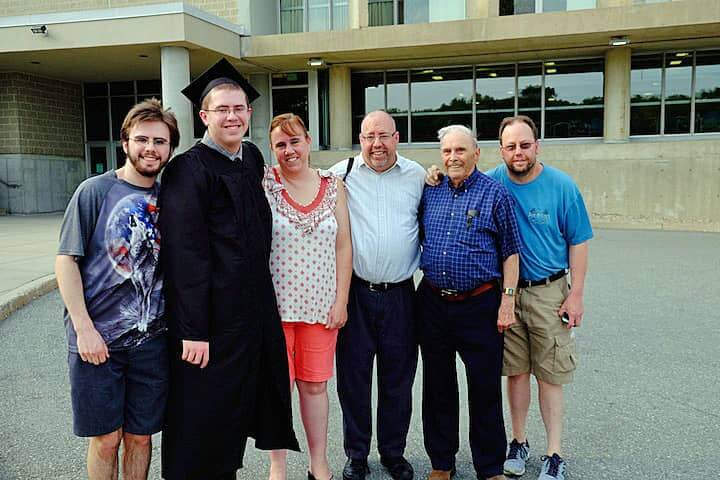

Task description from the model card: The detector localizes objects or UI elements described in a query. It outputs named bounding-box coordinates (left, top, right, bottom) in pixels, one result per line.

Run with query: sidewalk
left=0, top=214, right=62, bottom=320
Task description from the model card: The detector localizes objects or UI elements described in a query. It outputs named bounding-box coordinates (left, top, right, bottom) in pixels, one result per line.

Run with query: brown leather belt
left=423, top=278, right=498, bottom=302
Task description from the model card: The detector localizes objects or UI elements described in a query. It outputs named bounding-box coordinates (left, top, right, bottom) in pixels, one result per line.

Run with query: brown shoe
left=426, top=469, right=455, bottom=480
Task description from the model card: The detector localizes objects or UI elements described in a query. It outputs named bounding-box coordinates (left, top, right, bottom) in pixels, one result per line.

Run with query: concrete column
left=604, top=46, right=631, bottom=143
left=161, top=47, right=193, bottom=153
left=468, top=0, right=495, bottom=18
left=308, top=70, right=320, bottom=151
left=329, top=66, right=352, bottom=150
left=249, top=73, right=272, bottom=163
left=350, top=0, right=368, bottom=28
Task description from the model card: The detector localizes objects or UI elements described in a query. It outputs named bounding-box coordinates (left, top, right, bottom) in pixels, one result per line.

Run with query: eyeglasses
left=360, top=132, right=396, bottom=143
left=204, top=106, right=250, bottom=116
left=501, top=142, right=535, bottom=153
left=130, top=136, right=170, bottom=147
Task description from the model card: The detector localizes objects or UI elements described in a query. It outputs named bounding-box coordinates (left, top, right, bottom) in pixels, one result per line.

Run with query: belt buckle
left=440, top=288, right=458, bottom=297
left=368, top=282, right=387, bottom=292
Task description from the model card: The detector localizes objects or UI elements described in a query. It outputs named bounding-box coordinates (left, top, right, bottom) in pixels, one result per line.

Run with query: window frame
left=351, top=55, right=605, bottom=147
left=278, top=0, right=347, bottom=33
left=631, top=49, right=720, bottom=138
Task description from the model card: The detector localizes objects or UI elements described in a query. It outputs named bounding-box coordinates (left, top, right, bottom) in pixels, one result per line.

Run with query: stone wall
left=0, top=73, right=84, bottom=213
left=0, top=73, right=83, bottom=157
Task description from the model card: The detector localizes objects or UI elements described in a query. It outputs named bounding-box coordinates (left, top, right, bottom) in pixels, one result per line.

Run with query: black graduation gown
left=158, top=141, right=299, bottom=480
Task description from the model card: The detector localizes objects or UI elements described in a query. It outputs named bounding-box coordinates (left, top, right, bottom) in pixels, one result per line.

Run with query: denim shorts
left=67, top=334, right=168, bottom=437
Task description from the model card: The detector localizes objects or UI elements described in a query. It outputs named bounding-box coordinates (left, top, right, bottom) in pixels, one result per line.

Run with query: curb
left=0, top=274, right=58, bottom=322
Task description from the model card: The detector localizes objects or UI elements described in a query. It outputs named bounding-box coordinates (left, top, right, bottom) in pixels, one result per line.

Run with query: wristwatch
left=503, top=287, right=515, bottom=297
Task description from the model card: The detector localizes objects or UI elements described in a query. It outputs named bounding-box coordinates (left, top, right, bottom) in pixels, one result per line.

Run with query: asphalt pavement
left=0, top=228, right=718, bottom=479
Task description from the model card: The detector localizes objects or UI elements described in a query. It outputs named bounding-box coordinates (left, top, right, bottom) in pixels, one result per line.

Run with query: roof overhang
left=0, top=2, right=248, bottom=82
left=243, top=0, right=720, bottom=71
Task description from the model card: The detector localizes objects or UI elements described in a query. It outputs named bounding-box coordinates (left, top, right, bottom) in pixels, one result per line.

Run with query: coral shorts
left=282, top=322, right=338, bottom=384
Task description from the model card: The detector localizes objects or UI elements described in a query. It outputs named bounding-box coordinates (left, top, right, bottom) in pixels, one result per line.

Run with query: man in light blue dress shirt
left=330, top=111, right=426, bottom=480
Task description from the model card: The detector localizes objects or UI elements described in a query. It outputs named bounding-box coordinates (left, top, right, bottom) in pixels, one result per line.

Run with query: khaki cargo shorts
left=502, top=276, right=577, bottom=385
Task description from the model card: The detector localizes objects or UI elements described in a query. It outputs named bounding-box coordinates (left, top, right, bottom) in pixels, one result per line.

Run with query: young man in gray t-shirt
left=56, top=99, right=178, bottom=479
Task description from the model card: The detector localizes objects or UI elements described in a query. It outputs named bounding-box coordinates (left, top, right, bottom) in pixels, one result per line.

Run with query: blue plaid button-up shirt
left=420, top=169, right=521, bottom=291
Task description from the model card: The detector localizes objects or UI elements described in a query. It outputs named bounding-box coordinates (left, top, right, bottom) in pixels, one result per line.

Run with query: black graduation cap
left=181, top=58, right=260, bottom=108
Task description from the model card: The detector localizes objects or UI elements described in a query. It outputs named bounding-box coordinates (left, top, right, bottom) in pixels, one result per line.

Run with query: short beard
left=508, top=158, right=536, bottom=177
left=127, top=153, right=166, bottom=178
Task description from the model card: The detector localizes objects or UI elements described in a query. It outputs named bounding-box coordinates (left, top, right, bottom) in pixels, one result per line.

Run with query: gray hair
left=437, top=125, right=478, bottom=148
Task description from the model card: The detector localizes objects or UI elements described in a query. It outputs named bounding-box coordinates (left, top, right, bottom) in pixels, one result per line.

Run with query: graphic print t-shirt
left=58, top=170, right=165, bottom=352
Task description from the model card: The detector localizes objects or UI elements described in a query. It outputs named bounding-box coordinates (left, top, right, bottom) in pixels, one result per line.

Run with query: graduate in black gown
left=159, top=58, right=299, bottom=480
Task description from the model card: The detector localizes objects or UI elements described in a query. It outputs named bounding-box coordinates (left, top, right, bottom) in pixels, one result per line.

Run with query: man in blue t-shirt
left=56, top=99, right=178, bottom=479
left=487, top=116, right=593, bottom=480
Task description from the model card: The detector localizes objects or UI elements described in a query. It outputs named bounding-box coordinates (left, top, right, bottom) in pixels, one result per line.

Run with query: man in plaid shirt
left=417, top=125, right=520, bottom=480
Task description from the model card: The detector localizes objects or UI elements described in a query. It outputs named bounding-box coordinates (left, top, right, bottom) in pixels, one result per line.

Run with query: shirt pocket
left=458, top=213, right=496, bottom=252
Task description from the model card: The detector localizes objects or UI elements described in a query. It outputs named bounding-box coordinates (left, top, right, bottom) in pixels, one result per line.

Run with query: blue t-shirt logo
left=528, top=208, right=550, bottom=225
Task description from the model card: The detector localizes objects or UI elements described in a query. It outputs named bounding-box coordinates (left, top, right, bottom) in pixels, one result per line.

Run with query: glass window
left=89, top=146, right=108, bottom=175
left=695, top=50, right=720, bottom=134
left=84, top=83, right=107, bottom=97
left=109, top=81, right=134, bottom=96
left=369, top=0, right=397, bottom=26
left=386, top=71, right=409, bottom=142
left=271, top=72, right=309, bottom=87
left=281, top=0, right=304, bottom=33
left=630, top=54, right=662, bottom=135
left=371, top=0, right=463, bottom=24
left=403, top=0, right=428, bottom=23
left=500, top=0, right=535, bottom=15
left=137, top=80, right=161, bottom=97
left=350, top=58, right=606, bottom=144
left=351, top=72, right=385, bottom=140
left=272, top=89, right=310, bottom=128
left=475, top=64, right=516, bottom=140
left=84, top=98, right=110, bottom=141
left=664, top=53, right=692, bottom=134
left=517, top=63, right=543, bottom=134
left=318, top=70, right=331, bottom=149
left=116, top=145, right=126, bottom=169
left=111, top=97, right=136, bottom=141
left=333, top=0, right=348, bottom=30
left=544, top=59, right=603, bottom=138
left=272, top=72, right=310, bottom=130
left=309, top=0, right=330, bottom=31
left=501, top=0, right=595, bottom=15
left=281, top=0, right=347, bottom=32
left=410, top=67, right=473, bottom=142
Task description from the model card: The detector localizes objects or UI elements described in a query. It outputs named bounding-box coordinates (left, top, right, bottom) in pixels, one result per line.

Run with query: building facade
left=0, top=0, right=718, bottom=231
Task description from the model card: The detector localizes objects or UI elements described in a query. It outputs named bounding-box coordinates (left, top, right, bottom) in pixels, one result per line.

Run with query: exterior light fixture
left=546, top=68, right=557, bottom=74
left=489, top=72, right=498, bottom=77
left=675, top=52, right=689, bottom=57
left=544, top=62, right=556, bottom=66
left=30, top=25, right=48, bottom=36
left=669, top=60, right=682, bottom=66
left=432, top=75, right=443, bottom=81
left=609, top=36, right=629, bottom=47
left=307, top=58, right=325, bottom=67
